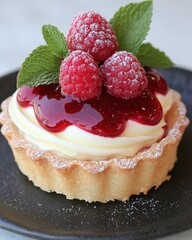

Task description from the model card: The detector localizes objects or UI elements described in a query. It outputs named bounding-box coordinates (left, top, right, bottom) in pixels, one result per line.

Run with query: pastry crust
left=0, top=90, right=189, bottom=202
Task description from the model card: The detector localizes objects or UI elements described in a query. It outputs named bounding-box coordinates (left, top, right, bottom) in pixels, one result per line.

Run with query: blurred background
left=0, top=0, right=192, bottom=77
left=0, top=0, right=192, bottom=240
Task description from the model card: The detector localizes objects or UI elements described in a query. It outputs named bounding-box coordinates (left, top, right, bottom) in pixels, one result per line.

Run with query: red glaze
left=17, top=69, right=168, bottom=137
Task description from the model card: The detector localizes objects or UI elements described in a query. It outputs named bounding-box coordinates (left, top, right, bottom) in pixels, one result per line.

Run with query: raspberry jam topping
left=17, top=69, right=168, bottom=137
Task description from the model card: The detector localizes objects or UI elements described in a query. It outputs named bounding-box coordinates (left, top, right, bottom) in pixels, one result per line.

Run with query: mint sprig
left=42, top=24, right=68, bottom=58
left=17, top=45, right=61, bottom=88
left=110, top=1, right=152, bottom=55
left=17, top=25, right=68, bottom=88
left=137, top=43, right=174, bottom=68
left=17, top=1, right=174, bottom=89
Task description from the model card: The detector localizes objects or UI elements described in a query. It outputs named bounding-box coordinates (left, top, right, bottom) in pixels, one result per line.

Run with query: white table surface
left=0, top=0, right=191, bottom=239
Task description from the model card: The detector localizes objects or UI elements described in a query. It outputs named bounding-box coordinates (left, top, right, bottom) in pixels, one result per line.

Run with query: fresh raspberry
left=101, top=51, right=148, bottom=99
left=59, top=50, right=102, bottom=100
left=67, top=11, right=118, bottom=62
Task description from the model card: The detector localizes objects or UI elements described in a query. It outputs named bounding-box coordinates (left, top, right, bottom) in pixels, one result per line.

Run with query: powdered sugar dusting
left=67, top=11, right=118, bottom=62
left=101, top=51, right=148, bottom=99
left=59, top=50, right=102, bottom=99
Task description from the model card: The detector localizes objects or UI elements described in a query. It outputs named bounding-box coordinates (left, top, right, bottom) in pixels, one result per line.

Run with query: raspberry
left=67, top=11, right=118, bottom=62
left=101, top=51, right=148, bottom=99
left=59, top=50, right=102, bottom=100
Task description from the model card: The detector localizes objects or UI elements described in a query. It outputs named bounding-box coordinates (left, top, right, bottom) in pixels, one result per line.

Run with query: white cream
left=9, top=90, right=173, bottom=160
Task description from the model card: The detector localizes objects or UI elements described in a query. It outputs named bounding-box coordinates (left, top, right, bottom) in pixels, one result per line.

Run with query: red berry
left=101, top=51, right=148, bottom=99
left=59, top=50, right=102, bottom=100
left=67, top=11, right=118, bottom=62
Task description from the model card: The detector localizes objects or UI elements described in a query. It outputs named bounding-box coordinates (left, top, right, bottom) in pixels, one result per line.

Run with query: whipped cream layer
left=9, top=90, right=173, bottom=160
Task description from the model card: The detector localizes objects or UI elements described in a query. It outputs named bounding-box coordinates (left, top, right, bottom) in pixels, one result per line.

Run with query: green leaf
left=137, top=43, right=174, bottom=68
left=17, top=45, right=61, bottom=88
left=42, top=24, right=68, bottom=58
left=110, top=0, right=153, bottom=54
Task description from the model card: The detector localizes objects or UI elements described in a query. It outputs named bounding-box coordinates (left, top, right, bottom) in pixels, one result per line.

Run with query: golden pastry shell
left=0, top=90, right=189, bottom=202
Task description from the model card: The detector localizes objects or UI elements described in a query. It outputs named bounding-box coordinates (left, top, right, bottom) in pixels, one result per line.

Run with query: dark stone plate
left=0, top=68, right=191, bottom=240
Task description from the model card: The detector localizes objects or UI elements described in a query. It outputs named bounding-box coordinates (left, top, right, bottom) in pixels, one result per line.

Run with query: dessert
left=0, top=1, right=189, bottom=202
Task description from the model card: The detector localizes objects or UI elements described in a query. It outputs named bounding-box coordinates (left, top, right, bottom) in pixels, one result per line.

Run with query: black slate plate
left=0, top=68, right=192, bottom=240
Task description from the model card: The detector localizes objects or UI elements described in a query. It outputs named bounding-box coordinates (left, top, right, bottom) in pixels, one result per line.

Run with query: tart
left=0, top=1, right=190, bottom=202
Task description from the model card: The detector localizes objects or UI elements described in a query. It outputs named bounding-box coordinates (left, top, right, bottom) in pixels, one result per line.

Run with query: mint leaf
left=137, top=43, right=174, bottom=68
left=17, top=45, right=61, bottom=88
left=42, top=24, right=68, bottom=58
left=110, top=1, right=153, bottom=54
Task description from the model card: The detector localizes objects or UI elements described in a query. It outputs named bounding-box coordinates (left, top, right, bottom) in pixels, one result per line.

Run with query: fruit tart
left=0, top=1, right=189, bottom=202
